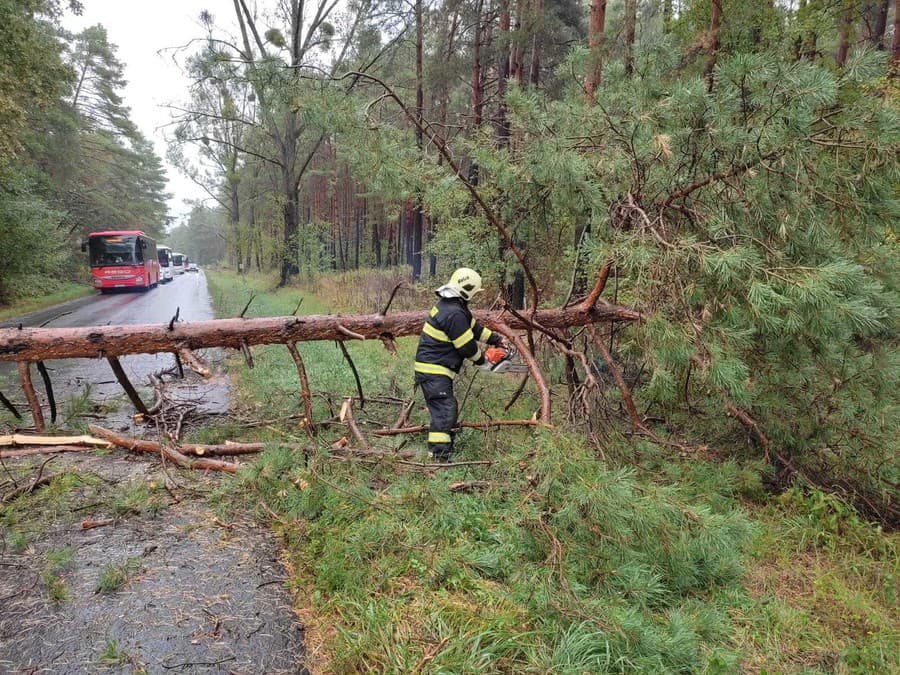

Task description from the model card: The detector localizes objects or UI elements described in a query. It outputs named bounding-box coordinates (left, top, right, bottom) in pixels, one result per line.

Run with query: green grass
left=41, top=546, right=75, bottom=603
left=0, top=281, right=92, bottom=321
left=97, top=638, right=128, bottom=666
left=1, top=464, right=166, bottom=547
left=96, top=557, right=143, bottom=594
left=206, top=271, right=899, bottom=673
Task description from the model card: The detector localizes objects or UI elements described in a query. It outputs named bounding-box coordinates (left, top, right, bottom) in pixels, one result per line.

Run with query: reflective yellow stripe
left=470, top=318, right=476, bottom=328
left=467, top=347, right=482, bottom=362
left=481, top=327, right=493, bottom=342
left=427, top=432, right=452, bottom=444
left=430, top=306, right=438, bottom=317
left=452, top=328, right=474, bottom=349
left=422, top=322, right=451, bottom=342
left=414, top=361, right=456, bottom=378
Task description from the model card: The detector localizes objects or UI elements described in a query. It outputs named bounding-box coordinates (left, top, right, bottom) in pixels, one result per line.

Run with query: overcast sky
left=63, top=0, right=236, bottom=226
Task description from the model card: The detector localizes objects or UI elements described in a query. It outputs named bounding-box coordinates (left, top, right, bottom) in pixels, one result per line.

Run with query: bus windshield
left=172, top=254, right=184, bottom=266
left=89, top=235, right=142, bottom=267
left=158, top=249, right=171, bottom=265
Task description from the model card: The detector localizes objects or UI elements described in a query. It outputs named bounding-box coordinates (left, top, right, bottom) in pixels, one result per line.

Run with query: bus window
left=89, top=235, right=138, bottom=267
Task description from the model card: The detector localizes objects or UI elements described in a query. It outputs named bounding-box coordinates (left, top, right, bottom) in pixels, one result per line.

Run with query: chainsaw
left=480, top=346, right=529, bottom=374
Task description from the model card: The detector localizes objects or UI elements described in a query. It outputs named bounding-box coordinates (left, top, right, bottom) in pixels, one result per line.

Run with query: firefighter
left=414, top=268, right=506, bottom=462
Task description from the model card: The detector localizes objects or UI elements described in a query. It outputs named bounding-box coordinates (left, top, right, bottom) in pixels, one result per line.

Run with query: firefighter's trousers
left=415, top=373, right=457, bottom=462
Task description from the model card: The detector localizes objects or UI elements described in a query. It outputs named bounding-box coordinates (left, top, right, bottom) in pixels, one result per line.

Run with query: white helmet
left=439, top=267, right=484, bottom=301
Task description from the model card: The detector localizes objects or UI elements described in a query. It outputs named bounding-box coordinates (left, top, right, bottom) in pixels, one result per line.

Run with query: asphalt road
left=0, top=271, right=226, bottom=429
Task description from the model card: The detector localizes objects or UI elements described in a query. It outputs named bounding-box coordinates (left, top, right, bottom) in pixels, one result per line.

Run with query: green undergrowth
left=206, top=271, right=898, bottom=673
left=0, top=281, right=91, bottom=322
left=229, top=434, right=754, bottom=673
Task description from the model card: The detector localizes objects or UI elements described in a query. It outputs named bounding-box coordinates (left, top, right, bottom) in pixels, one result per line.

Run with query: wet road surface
left=1, top=271, right=227, bottom=429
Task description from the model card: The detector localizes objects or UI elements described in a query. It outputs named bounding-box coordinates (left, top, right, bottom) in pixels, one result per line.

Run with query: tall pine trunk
left=624, top=0, right=636, bottom=77
left=836, top=0, right=855, bottom=67
left=892, top=0, right=900, bottom=76
left=411, top=0, right=424, bottom=280
left=704, top=0, right=723, bottom=92
left=584, top=0, right=607, bottom=102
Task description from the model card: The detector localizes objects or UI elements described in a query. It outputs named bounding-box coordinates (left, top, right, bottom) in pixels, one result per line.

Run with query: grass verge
left=0, top=282, right=92, bottom=322
left=207, top=271, right=898, bottom=673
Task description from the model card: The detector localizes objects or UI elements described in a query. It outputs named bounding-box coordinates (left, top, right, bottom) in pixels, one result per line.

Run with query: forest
left=1, top=0, right=898, bottom=672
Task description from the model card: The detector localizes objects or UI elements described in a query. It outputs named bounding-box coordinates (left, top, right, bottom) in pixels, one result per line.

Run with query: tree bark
left=861, top=0, right=889, bottom=47
left=624, top=0, right=637, bottom=77
left=584, top=0, right=607, bottom=102
left=705, top=0, right=723, bottom=92
left=412, top=0, right=424, bottom=281
left=472, top=0, right=485, bottom=127
left=836, top=0, right=855, bottom=67
left=496, top=0, right=511, bottom=142
left=892, top=0, right=900, bottom=75
left=0, top=305, right=641, bottom=363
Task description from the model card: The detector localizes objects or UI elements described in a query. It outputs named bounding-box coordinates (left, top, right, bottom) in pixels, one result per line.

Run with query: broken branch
left=490, top=322, right=551, bottom=424
left=177, top=347, right=212, bottom=378
left=286, top=342, right=316, bottom=434
left=17, top=362, right=44, bottom=432
left=35, top=361, right=56, bottom=424
left=0, top=389, right=22, bottom=420
left=107, top=356, right=149, bottom=415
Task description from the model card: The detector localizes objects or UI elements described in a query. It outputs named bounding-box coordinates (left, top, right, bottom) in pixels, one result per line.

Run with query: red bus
left=82, top=230, right=160, bottom=293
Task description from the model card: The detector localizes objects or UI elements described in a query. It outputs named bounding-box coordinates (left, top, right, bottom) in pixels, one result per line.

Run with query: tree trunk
left=528, top=0, right=543, bottom=85
left=0, top=305, right=642, bottom=363
left=704, top=0, right=723, bottom=92
left=861, top=0, right=889, bottom=47
left=836, top=0, right=855, bottom=67
left=663, top=0, right=672, bottom=33
left=624, top=0, right=637, bottom=77
left=412, top=0, right=424, bottom=281
left=472, top=0, right=484, bottom=127
left=280, top=179, right=299, bottom=285
left=892, top=0, right=900, bottom=75
left=584, top=0, right=607, bottom=102
left=496, top=0, right=511, bottom=143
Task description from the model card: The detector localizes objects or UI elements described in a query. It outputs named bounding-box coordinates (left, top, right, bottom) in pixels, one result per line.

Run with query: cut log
left=87, top=424, right=261, bottom=473
left=0, top=433, right=111, bottom=448
left=89, top=426, right=237, bottom=473
left=0, top=305, right=640, bottom=363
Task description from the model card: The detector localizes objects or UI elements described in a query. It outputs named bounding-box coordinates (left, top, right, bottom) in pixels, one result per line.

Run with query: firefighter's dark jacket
left=414, top=296, right=502, bottom=379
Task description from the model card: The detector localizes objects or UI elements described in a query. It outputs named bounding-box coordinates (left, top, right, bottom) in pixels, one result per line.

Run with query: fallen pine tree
left=0, top=303, right=638, bottom=362
left=0, top=275, right=642, bottom=432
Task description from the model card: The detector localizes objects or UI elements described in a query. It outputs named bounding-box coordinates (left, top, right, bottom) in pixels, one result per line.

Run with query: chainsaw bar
left=492, top=360, right=529, bottom=374
left=491, top=347, right=529, bottom=374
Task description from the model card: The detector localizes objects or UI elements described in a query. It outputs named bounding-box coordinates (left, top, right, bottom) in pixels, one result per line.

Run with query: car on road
left=187, top=263, right=199, bottom=272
